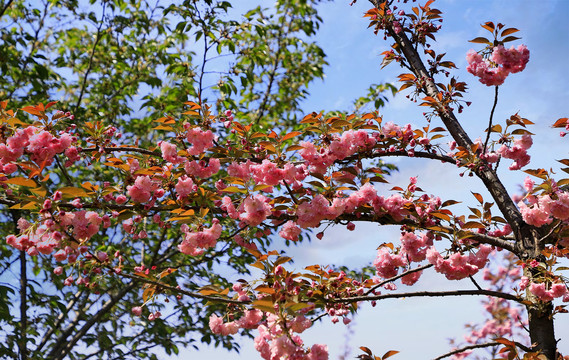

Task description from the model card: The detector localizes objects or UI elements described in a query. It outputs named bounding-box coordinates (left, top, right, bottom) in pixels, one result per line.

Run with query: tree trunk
left=527, top=304, right=557, bottom=359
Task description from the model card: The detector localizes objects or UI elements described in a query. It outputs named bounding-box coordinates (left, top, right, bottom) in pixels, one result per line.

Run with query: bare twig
left=74, top=3, right=107, bottom=113
left=483, top=85, right=499, bottom=154
left=433, top=341, right=532, bottom=360
left=365, top=263, right=433, bottom=295
left=116, top=272, right=249, bottom=305
left=331, top=289, right=524, bottom=305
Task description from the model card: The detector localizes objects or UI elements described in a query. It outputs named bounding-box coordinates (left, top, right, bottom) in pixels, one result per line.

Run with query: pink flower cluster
left=160, top=141, right=185, bottom=164
left=296, top=183, right=412, bottom=229
left=372, top=233, right=432, bottom=286
left=175, top=176, right=197, bottom=199
left=0, top=126, right=74, bottom=173
left=279, top=220, right=302, bottom=241
left=496, top=134, right=532, bottom=170
left=250, top=160, right=308, bottom=189
left=178, top=219, right=222, bottom=256
left=426, top=245, right=492, bottom=280
left=185, top=158, right=220, bottom=178
left=457, top=297, right=526, bottom=359
left=466, top=45, right=529, bottom=86
left=240, top=195, right=272, bottom=227
left=127, top=176, right=161, bottom=203
left=222, top=194, right=273, bottom=227
left=209, top=309, right=263, bottom=336
left=373, top=247, right=406, bottom=279
left=61, top=210, right=103, bottom=240
left=7, top=210, right=104, bottom=260
left=518, top=190, right=569, bottom=227
left=521, top=277, right=568, bottom=302
left=186, top=127, right=215, bottom=155
left=254, top=314, right=328, bottom=360
left=299, top=129, right=376, bottom=174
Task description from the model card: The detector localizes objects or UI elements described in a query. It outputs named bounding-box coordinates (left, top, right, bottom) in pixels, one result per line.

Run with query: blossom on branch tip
left=466, top=45, right=529, bottom=86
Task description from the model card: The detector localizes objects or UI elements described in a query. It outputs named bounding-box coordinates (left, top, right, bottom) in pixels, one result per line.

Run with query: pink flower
left=127, top=176, right=160, bottom=203
left=178, top=219, right=222, bottom=255
left=71, top=211, right=102, bottom=240
left=519, top=276, right=530, bottom=290
left=373, top=247, right=406, bottom=279
left=239, top=195, right=271, bottom=227
left=518, top=200, right=551, bottom=227
left=160, top=141, right=185, bottom=164
left=467, top=45, right=529, bottom=86
left=209, top=314, right=224, bottom=334
left=186, top=128, right=214, bottom=155
left=132, top=306, right=143, bottom=316
left=309, top=344, right=329, bottom=360
left=278, top=221, right=301, bottom=241
left=529, top=282, right=553, bottom=302
left=238, top=309, right=263, bottom=329
left=289, top=315, right=312, bottom=333
left=185, top=158, right=220, bottom=178
left=54, top=250, right=67, bottom=262
left=175, top=176, right=197, bottom=198
left=491, top=44, right=530, bottom=73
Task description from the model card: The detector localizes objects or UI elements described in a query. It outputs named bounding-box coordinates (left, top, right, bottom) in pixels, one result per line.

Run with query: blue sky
left=177, top=1, right=569, bottom=359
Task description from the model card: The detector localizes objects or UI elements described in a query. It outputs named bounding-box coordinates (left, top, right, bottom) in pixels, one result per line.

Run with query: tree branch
left=331, top=289, right=524, bottom=305
left=365, top=263, right=433, bottom=295
left=48, top=284, right=136, bottom=360
left=368, top=0, right=534, bottom=257
left=483, top=86, right=499, bottom=154
left=433, top=341, right=532, bottom=360
left=116, top=272, right=249, bottom=305
left=74, top=3, right=106, bottom=113
left=35, top=290, right=85, bottom=353
left=0, top=0, right=14, bottom=19
left=18, top=250, right=28, bottom=360
left=80, top=146, right=160, bottom=157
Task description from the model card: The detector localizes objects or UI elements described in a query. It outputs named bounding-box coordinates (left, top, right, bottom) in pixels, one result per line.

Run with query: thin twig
left=0, top=0, right=14, bottom=18
left=80, top=146, right=159, bottom=157
left=331, top=289, right=524, bottom=305
left=483, top=85, right=499, bottom=154
left=433, top=341, right=531, bottom=360
left=365, top=263, right=433, bottom=295
left=74, top=3, right=107, bottom=113
left=469, top=275, right=483, bottom=291
left=116, top=272, right=249, bottom=305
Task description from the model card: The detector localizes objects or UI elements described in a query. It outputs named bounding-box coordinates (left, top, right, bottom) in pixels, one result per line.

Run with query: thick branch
left=369, top=0, right=531, bottom=255
left=338, top=149, right=456, bottom=165
left=18, top=250, right=28, bottom=360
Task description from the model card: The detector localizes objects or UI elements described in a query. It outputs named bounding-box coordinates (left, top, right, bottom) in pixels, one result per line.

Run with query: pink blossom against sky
left=176, top=0, right=569, bottom=359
